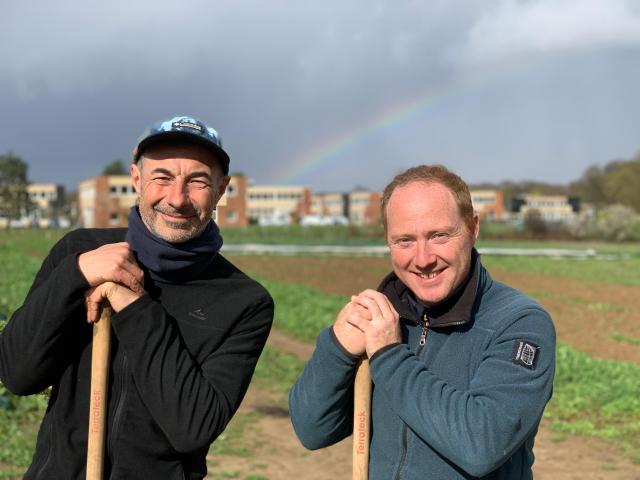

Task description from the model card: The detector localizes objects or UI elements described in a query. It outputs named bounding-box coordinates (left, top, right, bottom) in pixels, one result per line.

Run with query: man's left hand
left=346, top=289, right=401, bottom=357
left=85, top=281, right=143, bottom=323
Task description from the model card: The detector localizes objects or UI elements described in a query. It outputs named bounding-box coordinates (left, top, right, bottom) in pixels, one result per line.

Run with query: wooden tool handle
left=86, top=306, right=112, bottom=480
left=353, top=358, right=371, bottom=480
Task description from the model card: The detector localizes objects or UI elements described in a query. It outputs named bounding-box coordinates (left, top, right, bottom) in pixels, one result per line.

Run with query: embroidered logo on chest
left=188, top=308, right=207, bottom=321
left=511, top=340, right=540, bottom=370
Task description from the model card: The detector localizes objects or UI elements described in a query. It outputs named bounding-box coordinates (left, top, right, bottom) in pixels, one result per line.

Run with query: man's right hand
left=78, top=242, right=145, bottom=294
left=332, top=301, right=370, bottom=357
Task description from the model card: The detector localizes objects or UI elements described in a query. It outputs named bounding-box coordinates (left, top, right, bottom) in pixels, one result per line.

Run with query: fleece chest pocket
left=422, top=330, right=486, bottom=389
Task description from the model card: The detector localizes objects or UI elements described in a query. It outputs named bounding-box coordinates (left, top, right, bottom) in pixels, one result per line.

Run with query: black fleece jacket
left=0, top=228, right=274, bottom=479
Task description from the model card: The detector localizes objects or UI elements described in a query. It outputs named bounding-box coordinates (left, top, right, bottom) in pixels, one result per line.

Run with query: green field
left=222, top=224, right=385, bottom=246
left=481, top=254, right=640, bottom=287
left=1, top=228, right=639, bottom=476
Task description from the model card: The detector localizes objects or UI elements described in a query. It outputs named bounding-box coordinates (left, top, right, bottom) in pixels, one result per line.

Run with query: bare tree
left=0, top=151, right=31, bottom=227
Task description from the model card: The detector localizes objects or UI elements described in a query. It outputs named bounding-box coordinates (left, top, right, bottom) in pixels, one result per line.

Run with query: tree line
left=469, top=152, right=640, bottom=214
left=0, top=152, right=30, bottom=222
left=569, top=156, right=640, bottom=212
left=469, top=153, right=640, bottom=241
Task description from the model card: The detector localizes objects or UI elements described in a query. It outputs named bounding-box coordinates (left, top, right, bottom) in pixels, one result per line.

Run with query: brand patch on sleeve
left=511, top=340, right=540, bottom=370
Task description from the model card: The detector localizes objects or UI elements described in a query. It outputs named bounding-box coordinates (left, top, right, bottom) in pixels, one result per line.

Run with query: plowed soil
left=207, top=254, right=640, bottom=479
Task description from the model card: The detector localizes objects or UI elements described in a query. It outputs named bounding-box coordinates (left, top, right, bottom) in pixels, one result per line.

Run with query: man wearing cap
left=0, top=116, right=274, bottom=479
left=289, top=165, right=555, bottom=479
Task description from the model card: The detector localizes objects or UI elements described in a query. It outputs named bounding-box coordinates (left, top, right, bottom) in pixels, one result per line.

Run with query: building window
left=226, top=185, right=237, bottom=197
left=109, top=212, right=120, bottom=225
left=226, top=210, right=238, bottom=223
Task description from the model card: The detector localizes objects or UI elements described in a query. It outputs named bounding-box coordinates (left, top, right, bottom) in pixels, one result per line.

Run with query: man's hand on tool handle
left=78, top=242, right=145, bottom=323
left=346, top=290, right=401, bottom=358
left=84, top=282, right=143, bottom=323
left=333, top=301, right=370, bottom=356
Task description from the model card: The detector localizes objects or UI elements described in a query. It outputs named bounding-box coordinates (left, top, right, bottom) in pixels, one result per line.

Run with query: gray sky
left=2, top=0, right=640, bottom=193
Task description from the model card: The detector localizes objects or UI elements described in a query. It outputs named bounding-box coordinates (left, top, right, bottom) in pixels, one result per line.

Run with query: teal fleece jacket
left=289, top=253, right=555, bottom=479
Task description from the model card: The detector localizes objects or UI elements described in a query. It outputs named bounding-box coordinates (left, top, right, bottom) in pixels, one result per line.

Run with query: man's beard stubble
left=140, top=201, right=208, bottom=243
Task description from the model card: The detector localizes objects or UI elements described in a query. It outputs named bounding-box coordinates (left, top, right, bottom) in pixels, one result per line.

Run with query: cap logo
left=134, top=116, right=229, bottom=173
left=172, top=121, right=203, bottom=133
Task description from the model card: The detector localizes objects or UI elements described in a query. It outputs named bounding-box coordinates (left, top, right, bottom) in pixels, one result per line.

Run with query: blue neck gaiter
left=125, top=207, right=223, bottom=284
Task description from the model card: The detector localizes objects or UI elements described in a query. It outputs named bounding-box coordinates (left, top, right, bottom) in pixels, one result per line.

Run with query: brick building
left=470, top=189, right=506, bottom=221
left=216, top=174, right=248, bottom=227
left=77, top=175, right=136, bottom=228
left=348, top=190, right=382, bottom=226
left=247, top=185, right=311, bottom=225
left=512, top=194, right=579, bottom=223
left=27, top=183, right=66, bottom=227
left=310, top=192, right=348, bottom=218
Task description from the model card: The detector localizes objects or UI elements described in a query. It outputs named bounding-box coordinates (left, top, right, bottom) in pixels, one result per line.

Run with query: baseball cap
left=132, top=116, right=230, bottom=175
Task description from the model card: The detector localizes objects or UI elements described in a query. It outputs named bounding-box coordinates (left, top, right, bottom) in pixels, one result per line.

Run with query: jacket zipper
left=394, top=313, right=430, bottom=480
left=419, top=313, right=430, bottom=347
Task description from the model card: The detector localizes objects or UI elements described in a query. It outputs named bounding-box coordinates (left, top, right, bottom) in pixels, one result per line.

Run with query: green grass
left=0, top=232, right=63, bottom=476
left=257, top=278, right=347, bottom=343
left=0, top=229, right=67, bottom=324
left=518, top=289, right=634, bottom=314
left=221, top=224, right=385, bottom=246
left=477, top=238, right=640, bottom=255
left=210, top=411, right=265, bottom=458
left=252, top=346, right=306, bottom=393
left=0, top=393, right=48, bottom=476
left=609, top=332, right=640, bottom=347
left=208, top=468, right=240, bottom=478
left=545, top=343, right=640, bottom=463
left=481, top=254, right=640, bottom=286
left=0, top=229, right=67, bottom=259
left=0, top=252, right=46, bottom=324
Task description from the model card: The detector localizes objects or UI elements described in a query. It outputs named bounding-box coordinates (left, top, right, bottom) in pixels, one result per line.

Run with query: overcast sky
left=2, top=0, right=640, bottom=193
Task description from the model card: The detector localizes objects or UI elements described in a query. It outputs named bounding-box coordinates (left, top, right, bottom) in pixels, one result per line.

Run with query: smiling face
left=386, top=181, right=479, bottom=306
left=130, top=142, right=230, bottom=243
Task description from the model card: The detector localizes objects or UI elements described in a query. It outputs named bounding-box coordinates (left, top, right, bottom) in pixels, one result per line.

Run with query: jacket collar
left=377, top=249, right=481, bottom=328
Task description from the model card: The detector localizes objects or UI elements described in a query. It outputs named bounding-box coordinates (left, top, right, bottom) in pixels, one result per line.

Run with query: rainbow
left=276, top=61, right=530, bottom=185
left=277, top=91, right=443, bottom=185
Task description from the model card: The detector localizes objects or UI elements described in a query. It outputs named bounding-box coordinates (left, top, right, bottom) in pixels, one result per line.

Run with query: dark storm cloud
left=1, top=1, right=640, bottom=192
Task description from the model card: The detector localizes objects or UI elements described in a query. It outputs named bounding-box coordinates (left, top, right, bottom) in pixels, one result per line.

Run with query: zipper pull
left=419, top=313, right=429, bottom=346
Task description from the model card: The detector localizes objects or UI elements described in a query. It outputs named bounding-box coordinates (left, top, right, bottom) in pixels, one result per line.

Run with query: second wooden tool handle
left=86, top=306, right=112, bottom=480
left=353, top=358, right=371, bottom=480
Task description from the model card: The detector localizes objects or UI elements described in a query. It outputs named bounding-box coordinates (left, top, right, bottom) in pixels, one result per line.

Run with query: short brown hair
left=380, top=164, right=476, bottom=235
